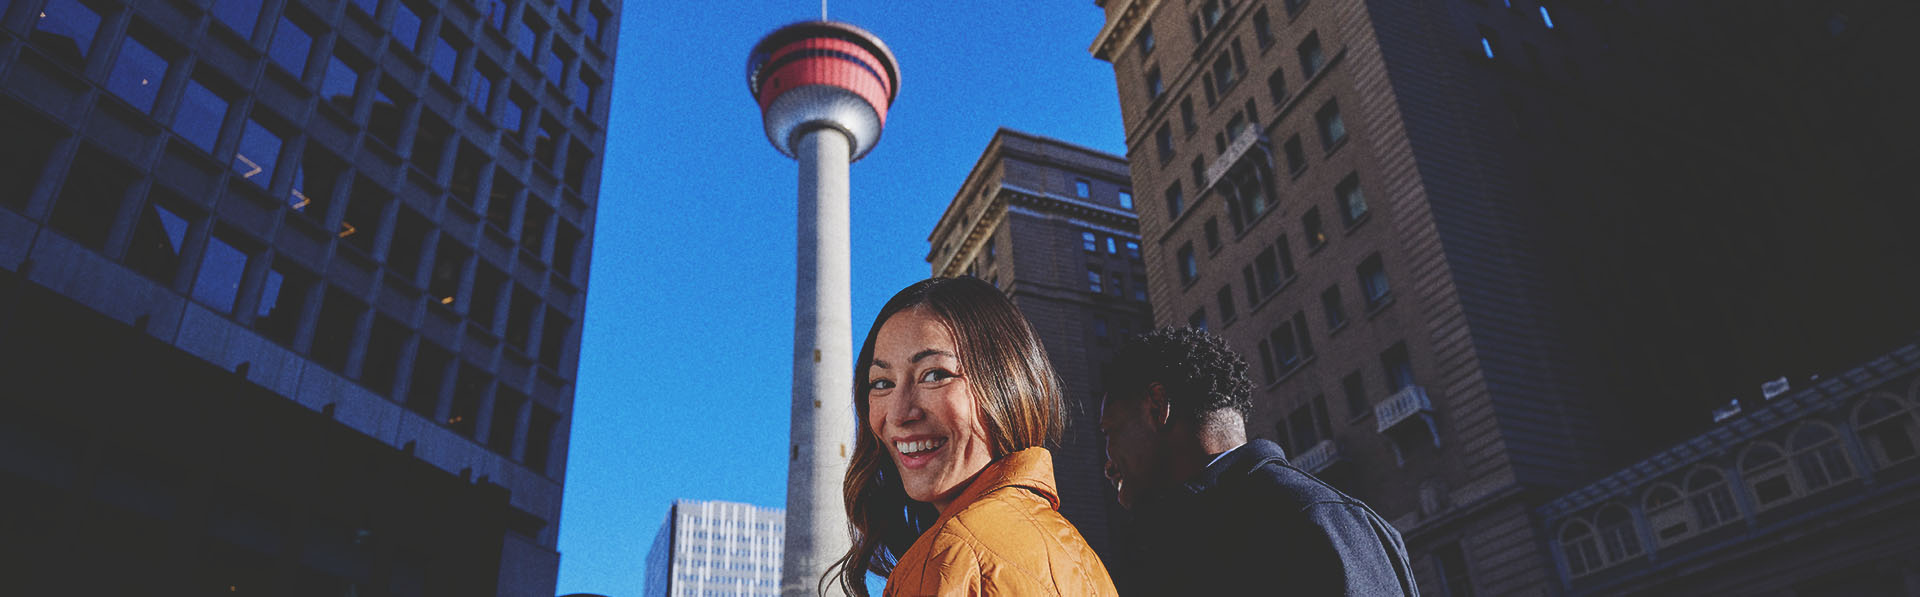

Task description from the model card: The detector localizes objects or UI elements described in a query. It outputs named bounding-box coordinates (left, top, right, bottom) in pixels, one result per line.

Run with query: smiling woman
left=830, top=277, right=1116, bottom=596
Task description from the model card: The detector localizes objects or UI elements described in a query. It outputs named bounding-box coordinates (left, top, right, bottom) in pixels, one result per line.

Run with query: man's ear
left=1144, top=382, right=1172, bottom=430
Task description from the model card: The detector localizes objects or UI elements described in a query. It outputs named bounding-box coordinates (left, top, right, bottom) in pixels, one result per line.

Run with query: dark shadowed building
left=0, top=0, right=616, bottom=593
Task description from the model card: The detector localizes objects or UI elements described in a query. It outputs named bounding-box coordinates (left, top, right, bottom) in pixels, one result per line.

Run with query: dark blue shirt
left=1126, top=439, right=1419, bottom=596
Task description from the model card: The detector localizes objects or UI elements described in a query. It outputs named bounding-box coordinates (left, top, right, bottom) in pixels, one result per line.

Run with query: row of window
left=1557, top=395, right=1920, bottom=579
left=1260, top=342, right=1417, bottom=464
left=1159, top=95, right=1344, bottom=227
left=1087, top=267, right=1151, bottom=303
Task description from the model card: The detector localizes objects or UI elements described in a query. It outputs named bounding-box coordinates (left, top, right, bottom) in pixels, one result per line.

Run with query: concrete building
left=0, top=0, right=615, bottom=593
left=1089, top=0, right=1920, bottom=594
left=924, top=128, right=1148, bottom=566
left=644, top=500, right=786, bottom=597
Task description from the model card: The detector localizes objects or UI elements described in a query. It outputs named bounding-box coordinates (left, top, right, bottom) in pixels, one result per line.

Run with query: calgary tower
left=747, top=20, right=899, bottom=596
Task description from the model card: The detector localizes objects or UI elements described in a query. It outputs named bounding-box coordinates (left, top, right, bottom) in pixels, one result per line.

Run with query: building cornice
left=1090, top=0, right=1162, bottom=62
left=932, top=184, right=1142, bottom=277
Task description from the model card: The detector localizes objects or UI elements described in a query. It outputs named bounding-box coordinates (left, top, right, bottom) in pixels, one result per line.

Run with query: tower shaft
left=784, top=127, right=856, bottom=597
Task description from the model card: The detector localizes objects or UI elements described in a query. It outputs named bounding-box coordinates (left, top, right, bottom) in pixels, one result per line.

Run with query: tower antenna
left=821, top=0, right=827, bottom=20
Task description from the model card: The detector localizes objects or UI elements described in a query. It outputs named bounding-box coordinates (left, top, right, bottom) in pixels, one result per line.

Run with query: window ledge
left=1365, top=294, right=1397, bottom=319
left=1266, top=355, right=1316, bottom=389
left=1326, top=320, right=1349, bottom=338
left=1322, top=134, right=1350, bottom=158
left=1344, top=210, right=1372, bottom=233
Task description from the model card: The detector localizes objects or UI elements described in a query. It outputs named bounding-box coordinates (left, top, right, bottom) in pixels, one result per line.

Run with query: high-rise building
left=1090, top=0, right=1919, bottom=594
left=0, top=0, right=615, bottom=594
left=644, top=500, right=786, bottom=597
left=924, top=128, right=1148, bottom=566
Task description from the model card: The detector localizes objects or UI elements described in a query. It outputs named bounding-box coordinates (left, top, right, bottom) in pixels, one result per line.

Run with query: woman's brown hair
left=825, top=276, right=1065, bottom=596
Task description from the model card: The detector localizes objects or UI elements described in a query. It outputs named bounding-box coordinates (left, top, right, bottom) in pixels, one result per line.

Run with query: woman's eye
left=869, top=378, right=895, bottom=391
left=918, top=369, right=955, bottom=383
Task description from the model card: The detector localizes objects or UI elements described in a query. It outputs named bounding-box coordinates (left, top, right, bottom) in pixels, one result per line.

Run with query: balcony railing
left=1204, top=125, right=1267, bottom=189
left=1294, top=438, right=1344, bottom=475
left=1375, top=385, right=1433, bottom=433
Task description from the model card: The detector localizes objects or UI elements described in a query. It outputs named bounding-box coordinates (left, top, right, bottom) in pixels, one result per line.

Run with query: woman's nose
left=889, top=386, right=924, bottom=423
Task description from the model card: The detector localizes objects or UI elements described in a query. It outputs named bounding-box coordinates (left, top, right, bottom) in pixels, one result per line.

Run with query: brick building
left=0, top=0, right=615, bottom=593
left=925, top=128, right=1149, bottom=561
left=1088, top=0, right=1920, bottom=594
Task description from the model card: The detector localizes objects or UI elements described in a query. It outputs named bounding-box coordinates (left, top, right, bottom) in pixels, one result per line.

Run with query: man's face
left=1100, top=388, right=1168, bottom=510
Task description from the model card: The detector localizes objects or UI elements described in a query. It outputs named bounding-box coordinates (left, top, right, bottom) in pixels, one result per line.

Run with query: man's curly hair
left=1104, top=327, right=1255, bottom=422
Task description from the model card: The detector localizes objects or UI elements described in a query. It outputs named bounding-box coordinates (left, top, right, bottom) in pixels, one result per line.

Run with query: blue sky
left=556, top=3, right=1127, bottom=595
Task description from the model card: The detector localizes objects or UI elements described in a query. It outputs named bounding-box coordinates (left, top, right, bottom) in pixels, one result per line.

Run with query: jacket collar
left=1179, top=438, right=1288, bottom=495
left=934, top=447, right=1059, bottom=517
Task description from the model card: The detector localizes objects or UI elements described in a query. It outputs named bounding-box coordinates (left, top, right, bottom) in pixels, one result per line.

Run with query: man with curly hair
left=1100, top=327, right=1417, bottom=595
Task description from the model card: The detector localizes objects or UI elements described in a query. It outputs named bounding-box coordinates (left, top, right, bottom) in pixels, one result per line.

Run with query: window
left=1146, top=67, right=1164, bottom=100
left=1282, top=135, right=1306, bottom=174
left=586, top=5, right=610, bottom=45
left=534, top=112, right=563, bottom=168
left=360, top=315, right=407, bottom=392
left=310, top=287, right=362, bottom=373
left=348, top=0, right=378, bottom=18
left=1320, top=286, right=1347, bottom=330
left=391, top=1, right=423, bottom=52
left=430, top=239, right=470, bottom=306
left=1540, top=5, right=1556, bottom=28
left=526, top=405, right=559, bottom=474
left=1203, top=218, right=1221, bottom=251
left=340, top=177, right=389, bottom=254
left=1, top=103, right=61, bottom=212
left=1337, top=174, right=1368, bottom=225
left=1225, top=167, right=1269, bottom=233
left=1256, top=340, right=1276, bottom=383
left=1155, top=124, right=1175, bottom=164
left=1180, top=97, right=1197, bottom=135
left=32, top=0, right=101, bottom=65
left=431, top=34, right=461, bottom=83
left=573, top=68, right=601, bottom=112
left=1741, top=442, right=1795, bottom=510
left=1644, top=484, right=1693, bottom=546
left=483, top=0, right=510, bottom=30
left=543, top=42, right=572, bottom=87
left=516, top=12, right=541, bottom=57
left=1216, top=286, right=1236, bottom=323
left=1855, top=395, right=1920, bottom=468
left=1188, top=309, right=1207, bottom=330
left=269, top=17, right=314, bottom=76
left=1088, top=267, right=1103, bottom=293
left=505, top=285, right=538, bottom=350
left=1164, top=183, right=1183, bottom=218
left=503, top=88, right=528, bottom=133
left=1478, top=26, right=1500, bottom=59
left=1298, top=33, right=1325, bottom=78
left=471, top=263, right=507, bottom=330
left=1137, top=24, right=1156, bottom=57
left=448, top=364, right=487, bottom=437
left=211, top=0, right=260, bottom=38
left=1254, top=247, right=1281, bottom=295
left=175, top=78, right=229, bottom=153
left=1082, top=231, right=1098, bottom=252
left=1125, top=240, right=1141, bottom=261
left=1595, top=505, right=1641, bottom=563
left=539, top=308, right=573, bottom=370
left=1119, top=190, right=1133, bottom=210
left=1789, top=423, right=1855, bottom=493
left=1271, top=319, right=1304, bottom=370
left=1191, top=156, right=1207, bottom=190
left=1242, top=266, right=1259, bottom=304
left=1267, top=69, right=1289, bottom=105
left=125, top=192, right=192, bottom=282
left=1303, top=207, right=1326, bottom=250
left=50, top=146, right=133, bottom=250
left=1342, top=371, right=1367, bottom=419
left=1316, top=99, right=1347, bottom=149
left=1383, top=343, right=1413, bottom=391
left=554, top=222, right=584, bottom=278
left=321, top=54, right=361, bottom=109
left=1177, top=243, right=1198, bottom=285
left=1686, top=468, right=1740, bottom=530
left=107, top=35, right=168, bottom=112
left=488, top=386, right=524, bottom=453
left=1286, top=0, right=1308, bottom=17
left=1254, top=8, right=1274, bottom=47
left=521, top=199, right=551, bottom=255
left=1107, top=236, right=1119, bottom=255
left=1075, top=179, right=1092, bottom=199
left=387, top=209, right=429, bottom=280
left=412, top=111, right=451, bottom=176
left=233, top=118, right=282, bottom=188
left=192, top=230, right=250, bottom=314
left=1200, top=0, right=1224, bottom=30
left=293, top=143, right=343, bottom=225
left=256, top=260, right=312, bottom=346
left=1560, top=521, right=1603, bottom=578
left=1433, top=542, right=1474, bottom=597
left=368, top=78, right=410, bottom=149
left=407, top=342, right=451, bottom=416
left=1357, top=255, right=1390, bottom=308
left=1212, top=52, right=1237, bottom=93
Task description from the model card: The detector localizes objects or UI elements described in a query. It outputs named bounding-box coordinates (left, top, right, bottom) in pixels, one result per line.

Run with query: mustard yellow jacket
left=884, top=448, right=1119, bottom=596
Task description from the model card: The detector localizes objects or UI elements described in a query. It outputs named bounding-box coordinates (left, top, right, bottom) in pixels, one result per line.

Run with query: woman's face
left=866, top=307, right=995, bottom=513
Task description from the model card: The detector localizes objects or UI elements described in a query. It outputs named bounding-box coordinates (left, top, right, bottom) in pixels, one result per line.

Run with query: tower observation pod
left=747, top=21, right=899, bottom=597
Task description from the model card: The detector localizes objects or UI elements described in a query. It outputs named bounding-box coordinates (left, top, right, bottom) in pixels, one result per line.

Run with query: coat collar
left=1180, top=438, right=1288, bottom=495
left=934, top=447, right=1059, bottom=517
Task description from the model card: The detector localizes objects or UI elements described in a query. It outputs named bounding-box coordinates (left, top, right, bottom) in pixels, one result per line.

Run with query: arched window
left=1854, top=394, right=1919, bottom=469
left=1686, top=467, right=1739, bottom=530
left=1595, top=505, right=1642, bottom=563
left=1644, top=483, right=1694, bottom=546
left=1559, top=520, right=1604, bottom=578
left=1788, top=422, right=1855, bottom=493
left=1741, top=442, right=1796, bottom=510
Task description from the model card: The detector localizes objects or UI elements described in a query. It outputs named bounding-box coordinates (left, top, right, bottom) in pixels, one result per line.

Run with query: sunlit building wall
left=645, top=500, right=785, bottom=597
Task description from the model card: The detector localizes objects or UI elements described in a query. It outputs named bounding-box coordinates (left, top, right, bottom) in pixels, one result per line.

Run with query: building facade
left=0, top=0, right=615, bottom=593
left=644, top=500, right=785, bottom=597
left=1090, top=0, right=1920, bottom=594
left=925, top=128, right=1148, bottom=565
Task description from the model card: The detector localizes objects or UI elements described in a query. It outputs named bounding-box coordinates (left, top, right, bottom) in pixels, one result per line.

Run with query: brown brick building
left=925, top=128, right=1149, bottom=561
left=1089, top=0, right=1920, bottom=594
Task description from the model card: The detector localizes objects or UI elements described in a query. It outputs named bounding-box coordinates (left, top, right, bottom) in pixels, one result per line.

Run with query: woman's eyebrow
left=911, top=349, right=955, bottom=363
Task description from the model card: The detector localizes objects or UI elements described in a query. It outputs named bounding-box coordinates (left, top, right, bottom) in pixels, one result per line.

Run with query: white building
left=644, top=500, right=785, bottom=597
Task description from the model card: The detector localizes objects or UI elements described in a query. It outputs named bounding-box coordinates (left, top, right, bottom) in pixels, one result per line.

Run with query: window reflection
left=233, top=119, right=281, bottom=187
left=32, top=0, right=100, bottom=65
left=321, top=56, right=360, bottom=110
left=268, top=17, right=312, bottom=76
left=211, top=0, right=261, bottom=37
left=107, top=36, right=168, bottom=112
left=192, top=231, right=249, bottom=314
left=175, top=79, right=229, bottom=153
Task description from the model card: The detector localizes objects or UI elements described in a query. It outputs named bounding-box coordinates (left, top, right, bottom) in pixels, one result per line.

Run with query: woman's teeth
left=897, top=438, right=947, bottom=455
